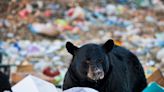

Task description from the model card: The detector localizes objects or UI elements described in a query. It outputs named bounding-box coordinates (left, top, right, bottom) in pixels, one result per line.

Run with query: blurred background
left=0, top=0, right=164, bottom=88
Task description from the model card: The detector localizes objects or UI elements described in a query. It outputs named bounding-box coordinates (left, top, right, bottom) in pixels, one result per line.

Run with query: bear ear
left=66, top=42, right=79, bottom=55
left=102, top=39, right=114, bottom=53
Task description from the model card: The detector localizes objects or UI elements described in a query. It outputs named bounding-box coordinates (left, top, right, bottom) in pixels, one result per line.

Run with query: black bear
left=63, top=39, right=147, bottom=92
left=0, top=53, right=12, bottom=92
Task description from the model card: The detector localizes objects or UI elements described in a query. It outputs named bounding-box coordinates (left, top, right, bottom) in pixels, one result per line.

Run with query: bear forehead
left=79, top=44, right=105, bottom=57
left=80, top=44, right=102, bottom=51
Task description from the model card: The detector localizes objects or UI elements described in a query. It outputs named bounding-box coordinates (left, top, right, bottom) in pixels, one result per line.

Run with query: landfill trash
left=34, top=60, right=50, bottom=72
left=66, top=5, right=85, bottom=21
left=44, top=10, right=53, bottom=17
left=105, top=4, right=117, bottom=15
left=12, top=75, right=58, bottom=92
left=144, top=66, right=164, bottom=87
left=0, top=0, right=164, bottom=90
left=64, top=87, right=98, bottom=92
left=43, top=67, right=60, bottom=77
left=155, top=33, right=164, bottom=41
left=28, top=23, right=60, bottom=37
left=27, top=43, right=45, bottom=57
left=145, top=15, right=156, bottom=23
left=146, top=60, right=155, bottom=66
left=0, top=19, right=11, bottom=28
left=144, top=66, right=157, bottom=78
left=143, top=82, right=164, bottom=92
left=53, top=75, right=62, bottom=85
left=12, top=75, right=99, bottom=92
left=156, top=48, right=164, bottom=62
left=18, top=9, right=30, bottom=19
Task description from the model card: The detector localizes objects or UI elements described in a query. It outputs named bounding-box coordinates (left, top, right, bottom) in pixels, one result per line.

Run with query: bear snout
left=93, top=69, right=104, bottom=80
left=87, top=65, right=104, bottom=81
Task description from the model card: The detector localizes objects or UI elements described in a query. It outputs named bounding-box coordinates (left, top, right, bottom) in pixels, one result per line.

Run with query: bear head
left=66, top=39, right=114, bottom=81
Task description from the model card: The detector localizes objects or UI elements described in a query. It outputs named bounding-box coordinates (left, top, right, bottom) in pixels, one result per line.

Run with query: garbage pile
left=0, top=0, right=164, bottom=86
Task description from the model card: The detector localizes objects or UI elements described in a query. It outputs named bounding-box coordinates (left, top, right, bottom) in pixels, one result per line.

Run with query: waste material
left=43, top=67, right=60, bottom=78
left=28, top=23, right=60, bottom=37
left=0, top=0, right=164, bottom=90
left=64, top=87, right=98, bottom=92
left=12, top=75, right=58, bottom=92
left=143, top=82, right=164, bottom=92
left=144, top=66, right=164, bottom=87
left=12, top=75, right=99, bottom=92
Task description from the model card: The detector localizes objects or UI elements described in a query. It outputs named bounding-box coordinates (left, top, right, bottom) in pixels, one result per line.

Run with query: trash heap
left=0, top=0, right=164, bottom=86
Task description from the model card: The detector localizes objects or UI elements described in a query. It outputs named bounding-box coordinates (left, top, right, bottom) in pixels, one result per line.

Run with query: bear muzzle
left=87, top=65, right=104, bottom=81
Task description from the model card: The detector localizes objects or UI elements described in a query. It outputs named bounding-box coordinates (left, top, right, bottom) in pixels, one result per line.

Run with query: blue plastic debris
left=143, top=82, right=164, bottom=92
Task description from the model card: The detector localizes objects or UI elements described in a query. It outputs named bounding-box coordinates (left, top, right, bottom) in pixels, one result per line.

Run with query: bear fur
left=63, top=39, right=147, bottom=92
